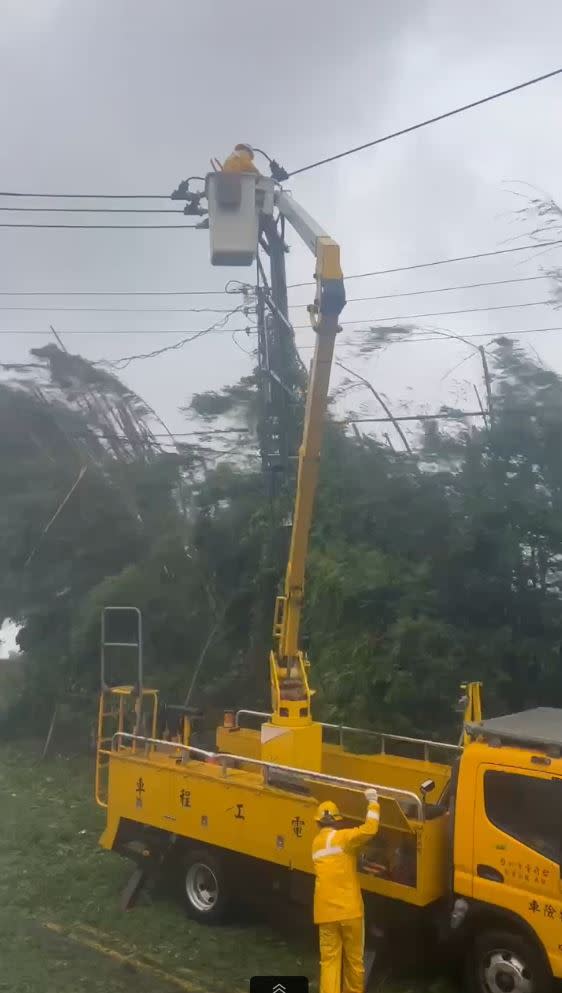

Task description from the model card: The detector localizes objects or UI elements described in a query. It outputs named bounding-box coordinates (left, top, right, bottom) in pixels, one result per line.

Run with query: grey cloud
left=0, top=0, right=561, bottom=429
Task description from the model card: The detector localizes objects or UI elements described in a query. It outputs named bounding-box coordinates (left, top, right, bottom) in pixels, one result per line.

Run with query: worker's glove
left=364, top=788, right=379, bottom=803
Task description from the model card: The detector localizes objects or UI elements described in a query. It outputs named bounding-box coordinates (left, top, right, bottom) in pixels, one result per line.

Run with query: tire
left=465, top=928, right=552, bottom=993
left=182, top=848, right=230, bottom=924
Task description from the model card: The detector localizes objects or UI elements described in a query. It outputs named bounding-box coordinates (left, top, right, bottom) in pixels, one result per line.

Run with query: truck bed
left=99, top=729, right=454, bottom=909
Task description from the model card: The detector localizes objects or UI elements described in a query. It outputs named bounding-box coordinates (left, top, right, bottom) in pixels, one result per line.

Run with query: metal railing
left=101, top=605, right=143, bottom=692
left=111, top=731, right=424, bottom=821
left=234, top=709, right=461, bottom=762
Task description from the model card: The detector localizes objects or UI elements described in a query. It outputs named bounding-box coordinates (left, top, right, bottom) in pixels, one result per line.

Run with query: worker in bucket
left=211, top=143, right=260, bottom=175
left=312, top=789, right=380, bottom=993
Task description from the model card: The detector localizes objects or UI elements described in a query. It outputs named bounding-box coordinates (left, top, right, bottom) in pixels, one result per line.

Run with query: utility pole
left=257, top=214, right=301, bottom=498
left=171, top=168, right=303, bottom=496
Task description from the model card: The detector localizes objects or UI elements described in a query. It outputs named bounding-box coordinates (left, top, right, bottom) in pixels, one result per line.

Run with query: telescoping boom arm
left=204, top=154, right=345, bottom=741
left=270, top=191, right=345, bottom=726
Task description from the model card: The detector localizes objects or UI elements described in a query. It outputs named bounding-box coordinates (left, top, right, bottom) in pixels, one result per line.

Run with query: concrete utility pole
left=257, top=215, right=297, bottom=499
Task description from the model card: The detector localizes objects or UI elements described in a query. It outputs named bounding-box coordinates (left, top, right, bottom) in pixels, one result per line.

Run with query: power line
left=348, top=410, right=488, bottom=424
left=397, top=324, right=562, bottom=344
left=0, top=332, right=252, bottom=337
left=1, top=241, right=560, bottom=298
left=290, top=274, right=548, bottom=308
left=47, top=408, right=562, bottom=443
left=293, top=299, right=553, bottom=329
left=288, top=66, right=562, bottom=176
left=288, top=239, right=562, bottom=288
left=2, top=322, right=562, bottom=342
left=0, top=190, right=170, bottom=200
left=15, top=408, right=558, bottom=464
left=2, top=320, right=562, bottom=369
left=0, top=206, right=183, bottom=214
left=2, top=62, right=560, bottom=206
left=297, top=325, right=562, bottom=348
left=153, top=428, right=250, bottom=437
left=9, top=274, right=549, bottom=312
left=1, top=295, right=548, bottom=320
left=99, top=308, right=245, bottom=369
left=65, top=427, right=251, bottom=440
left=14, top=409, right=555, bottom=462
left=345, top=406, right=560, bottom=425
left=0, top=222, right=201, bottom=230
left=0, top=305, right=239, bottom=314
left=0, top=288, right=231, bottom=297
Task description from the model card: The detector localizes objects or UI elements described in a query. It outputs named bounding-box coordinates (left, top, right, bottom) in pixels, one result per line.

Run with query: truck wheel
left=465, top=929, right=551, bottom=993
left=182, top=849, right=230, bottom=924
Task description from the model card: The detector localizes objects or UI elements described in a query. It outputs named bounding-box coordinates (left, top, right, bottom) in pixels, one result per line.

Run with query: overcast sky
left=1, top=0, right=562, bottom=435
left=1, top=1, right=562, bottom=654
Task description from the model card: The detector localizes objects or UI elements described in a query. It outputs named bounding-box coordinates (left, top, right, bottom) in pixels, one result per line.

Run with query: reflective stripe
left=312, top=827, right=345, bottom=861
left=313, top=844, right=344, bottom=861
left=367, top=809, right=380, bottom=821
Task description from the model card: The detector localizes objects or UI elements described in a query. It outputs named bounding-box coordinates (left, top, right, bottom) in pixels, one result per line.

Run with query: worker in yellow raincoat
left=312, top=789, right=380, bottom=993
left=219, top=143, right=259, bottom=174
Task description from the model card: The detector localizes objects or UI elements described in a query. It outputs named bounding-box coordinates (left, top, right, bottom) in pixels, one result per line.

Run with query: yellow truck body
left=97, top=696, right=562, bottom=991
left=99, top=713, right=452, bottom=911
left=96, top=166, right=562, bottom=991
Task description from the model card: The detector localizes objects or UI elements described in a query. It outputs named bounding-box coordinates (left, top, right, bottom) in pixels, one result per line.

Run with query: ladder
left=95, top=607, right=156, bottom=807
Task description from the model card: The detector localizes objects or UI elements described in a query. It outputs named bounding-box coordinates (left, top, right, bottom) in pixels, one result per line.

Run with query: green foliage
left=189, top=374, right=260, bottom=430
left=303, top=340, right=562, bottom=734
left=4, top=335, right=562, bottom=742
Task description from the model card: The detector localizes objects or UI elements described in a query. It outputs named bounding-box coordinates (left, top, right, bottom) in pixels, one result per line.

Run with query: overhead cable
left=290, top=274, right=548, bottom=307
left=0, top=296, right=550, bottom=320
left=0, top=305, right=239, bottom=314
left=99, top=307, right=245, bottom=369
left=345, top=407, right=560, bottom=424
left=0, top=287, right=232, bottom=297
left=288, top=239, right=562, bottom=288
left=288, top=66, right=562, bottom=176
left=0, top=206, right=183, bottom=214
left=1, top=241, right=560, bottom=297
left=46, top=407, right=562, bottom=451
left=0, top=222, right=201, bottom=230
left=292, top=299, right=553, bottom=329
left=0, top=190, right=170, bottom=200
left=2, top=320, right=562, bottom=340
left=0, top=273, right=550, bottom=308
left=296, top=325, right=562, bottom=348
left=0, top=327, right=252, bottom=335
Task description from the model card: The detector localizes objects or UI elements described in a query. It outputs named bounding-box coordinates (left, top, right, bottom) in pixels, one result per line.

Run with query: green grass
left=0, top=744, right=456, bottom=992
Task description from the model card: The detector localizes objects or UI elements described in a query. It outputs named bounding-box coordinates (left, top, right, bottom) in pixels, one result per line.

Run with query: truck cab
left=453, top=708, right=562, bottom=991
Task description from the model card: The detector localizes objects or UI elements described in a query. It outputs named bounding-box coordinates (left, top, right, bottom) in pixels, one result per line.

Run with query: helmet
left=235, top=143, right=254, bottom=158
left=315, top=800, right=343, bottom=824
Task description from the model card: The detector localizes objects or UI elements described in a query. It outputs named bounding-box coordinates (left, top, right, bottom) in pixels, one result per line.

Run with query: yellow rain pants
left=319, top=917, right=364, bottom=993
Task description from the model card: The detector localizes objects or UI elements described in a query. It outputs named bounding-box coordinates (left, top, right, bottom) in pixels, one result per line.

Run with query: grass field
left=0, top=744, right=455, bottom=993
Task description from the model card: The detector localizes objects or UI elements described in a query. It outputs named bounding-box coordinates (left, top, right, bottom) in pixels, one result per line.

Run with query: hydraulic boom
left=203, top=151, right=345, bottom=769
left=267, top=192, right=345, bottom=754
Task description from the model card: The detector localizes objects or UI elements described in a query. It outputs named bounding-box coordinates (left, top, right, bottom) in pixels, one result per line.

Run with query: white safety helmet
left=234, top=143, right=254, bottom=158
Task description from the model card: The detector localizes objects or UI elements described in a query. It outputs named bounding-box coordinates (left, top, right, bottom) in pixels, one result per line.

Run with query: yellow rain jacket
left=222, top=148, right=259, bottom=174
left=312, top=799, right=380, bottom=924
